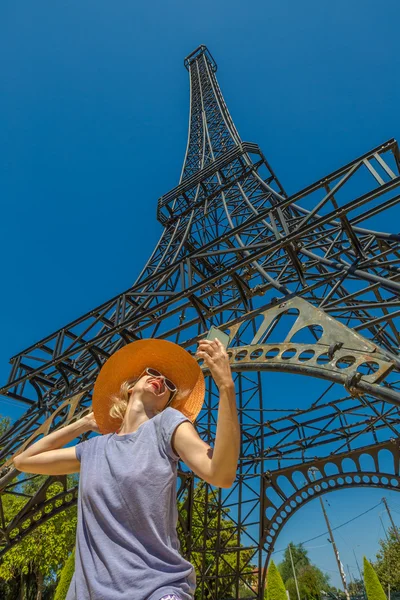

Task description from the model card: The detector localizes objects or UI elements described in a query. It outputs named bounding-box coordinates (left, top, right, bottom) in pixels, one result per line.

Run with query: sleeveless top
left=66, top=407, right=196, bottom=600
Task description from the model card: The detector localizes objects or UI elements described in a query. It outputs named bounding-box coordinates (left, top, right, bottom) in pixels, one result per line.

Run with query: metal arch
left=260, top=438, right=400, bottom=588
left=217, top=295, right=398, bottom=399
left=225, top=347, right=398, bottom=404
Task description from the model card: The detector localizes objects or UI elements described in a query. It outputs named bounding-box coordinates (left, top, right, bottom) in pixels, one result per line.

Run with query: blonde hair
left=109, top=378, right=137, bottom=422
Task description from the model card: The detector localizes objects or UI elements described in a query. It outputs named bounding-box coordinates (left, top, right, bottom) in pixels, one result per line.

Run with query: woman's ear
left=126, top=377, right=139, bottom=396
left=128, top=378, right=139, bottom=391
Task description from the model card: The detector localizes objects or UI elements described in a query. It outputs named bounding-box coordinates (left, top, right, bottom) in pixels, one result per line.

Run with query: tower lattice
left=1, top=45, right=400, bottom=599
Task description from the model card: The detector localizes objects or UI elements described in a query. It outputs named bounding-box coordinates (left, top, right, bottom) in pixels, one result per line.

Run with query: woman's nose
left=154, top=375, right=165, bottom=389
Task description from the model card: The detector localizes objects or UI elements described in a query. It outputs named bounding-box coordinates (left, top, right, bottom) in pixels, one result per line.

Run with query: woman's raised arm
left=13, top=446, right=81, bottom=475
left=174, top=339, right=240, bottom=488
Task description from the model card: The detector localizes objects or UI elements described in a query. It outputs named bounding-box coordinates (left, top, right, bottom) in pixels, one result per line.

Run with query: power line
left=272, top=500, right=383, bottom=555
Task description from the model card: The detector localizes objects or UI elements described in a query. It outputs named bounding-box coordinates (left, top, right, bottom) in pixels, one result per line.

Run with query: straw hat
left=92, top=339, right=205, bottom=434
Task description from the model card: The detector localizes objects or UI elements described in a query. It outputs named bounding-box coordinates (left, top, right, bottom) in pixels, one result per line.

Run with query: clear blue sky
left=1, top=0, right=400, bottom=589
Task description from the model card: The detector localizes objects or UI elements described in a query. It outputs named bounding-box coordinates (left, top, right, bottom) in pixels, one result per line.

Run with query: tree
left=374, top=526, right=400, bottom=592
left=54, top=547, right=75, bottom=600
left=278, top=543, right=332, bottom=600
left=0, top=414, right=11, bottom=457
left=363, top=557, right=386, bottom=600
left=279, top=543, right=309, bottom=582
left=178, top=482, right=257, bottom=599
left=348, top=578, right=365, bottom=597
left=0, top=408, right=79, bottom=599
left=0, top=478, right=78, bottom=600
left=298, top=565, right=325, bottom=599
left=265, top=560, right=287, bottom=600
left=0, top=415, right=11, bottom=435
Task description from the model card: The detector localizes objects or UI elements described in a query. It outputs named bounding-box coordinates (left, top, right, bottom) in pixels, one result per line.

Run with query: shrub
left=363, top=556, right=386, bottom=600
left=266, top=560, right=288, bottom=600
left=54, top=547, right=75, bottom=600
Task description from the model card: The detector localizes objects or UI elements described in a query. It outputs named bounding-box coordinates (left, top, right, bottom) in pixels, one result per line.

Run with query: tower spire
left=184, top=45, right=217, bottom=72
left=180, top=45, right=242, bottom=181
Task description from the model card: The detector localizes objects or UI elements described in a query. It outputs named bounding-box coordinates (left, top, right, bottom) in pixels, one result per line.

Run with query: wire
left=300, top=501, right=383, bottom=545
left=323, top=497, right=353, bottom=552
left=272, top=500, right=383, bottom=555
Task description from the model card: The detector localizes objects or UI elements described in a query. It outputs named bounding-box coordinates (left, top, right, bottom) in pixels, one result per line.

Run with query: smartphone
left=206, top=325, right=230, bottom=348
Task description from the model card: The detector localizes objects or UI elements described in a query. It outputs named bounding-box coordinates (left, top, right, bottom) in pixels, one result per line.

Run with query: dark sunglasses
left=144, top=367, right=177, bottom=394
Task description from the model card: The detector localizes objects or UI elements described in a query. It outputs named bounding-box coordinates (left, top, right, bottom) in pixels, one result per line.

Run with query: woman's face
left=129, top=372, right=172, bottom=411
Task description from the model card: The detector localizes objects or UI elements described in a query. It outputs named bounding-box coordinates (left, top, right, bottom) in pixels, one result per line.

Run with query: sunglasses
left=142, top=368, right=177, bottom=403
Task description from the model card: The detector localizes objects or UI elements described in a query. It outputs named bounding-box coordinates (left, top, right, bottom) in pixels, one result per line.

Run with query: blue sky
left=1, top=0, right=400, bottom=589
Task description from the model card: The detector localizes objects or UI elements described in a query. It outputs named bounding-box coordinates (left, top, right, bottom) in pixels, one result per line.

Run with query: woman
left=13, top=337, right=240, bottom=600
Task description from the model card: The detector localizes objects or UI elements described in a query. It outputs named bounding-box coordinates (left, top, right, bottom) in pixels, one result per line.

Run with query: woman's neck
left=117, top=397, right=157, bottom=435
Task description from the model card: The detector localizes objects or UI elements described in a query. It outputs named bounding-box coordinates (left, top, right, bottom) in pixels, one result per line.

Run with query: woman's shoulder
left=156, top=407, right=192, bottom=439
left=154, top=408, right=191, bottom=460
left=75, top=432, right=104, bottom=461
left=158, top=407, right=189, bottom=426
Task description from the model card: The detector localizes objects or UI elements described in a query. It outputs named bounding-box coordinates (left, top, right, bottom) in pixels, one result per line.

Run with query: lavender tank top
left=66, top=407, right=195, bottom=600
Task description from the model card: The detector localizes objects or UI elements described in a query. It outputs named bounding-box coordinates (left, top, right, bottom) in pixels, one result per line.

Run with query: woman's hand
left=195, top=338, right=234, bottom=389
left=80, top=411, right=101, bottom=433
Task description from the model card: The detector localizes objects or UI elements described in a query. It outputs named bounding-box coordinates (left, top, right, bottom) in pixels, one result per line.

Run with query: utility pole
left=288, top=544, right=301, bottom=600
left=380, top=515, right=391, bottom=600
left=347, top=564, right=354, bottom=586
left=309, top=469, right=351, bottom=600
left=382, top=497, right=400, bottom=544
left=353, top=549, right=366, bottom=600
left=346, top=564, right=354, bottom=600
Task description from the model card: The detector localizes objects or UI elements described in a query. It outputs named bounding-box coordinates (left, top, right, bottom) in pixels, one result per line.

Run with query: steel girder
left=0, top=45, right=399, bottom=599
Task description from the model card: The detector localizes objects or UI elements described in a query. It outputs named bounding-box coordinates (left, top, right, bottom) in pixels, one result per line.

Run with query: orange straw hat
left=92, top=339, right=205, bottom=434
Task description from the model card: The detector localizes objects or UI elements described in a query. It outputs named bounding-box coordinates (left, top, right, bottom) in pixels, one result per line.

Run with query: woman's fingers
left=195, top=349, right=213, bottom=365
left=196, top=348, right=212, bottom=358
left=198, top=338, right=218, bottom=346
left=197, top=339, right=220, bottom=355
left=197, top=345, right=214, bottom=358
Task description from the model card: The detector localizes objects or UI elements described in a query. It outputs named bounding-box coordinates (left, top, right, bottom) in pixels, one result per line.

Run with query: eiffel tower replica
left=1, top=45, right=400, bottom=599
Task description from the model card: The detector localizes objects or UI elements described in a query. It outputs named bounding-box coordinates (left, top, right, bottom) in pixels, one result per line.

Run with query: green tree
left=278, top=543, right=332, bottom=600
left=0, top=414, right=11, bottom=460
left=363, top=557, right=386, bottom=600
left=0, top=478, right=77, bottom=600
left=54, top=547, right=75, bottom=600
left=278, top=542, right=309, bottom=582
left=298, top=565, right=324, bottom=599
left=178, top=482, right=256, bottom=599
left=0, top=414, right=11, bottom=436
left=374, top=526, right=400, bottom=592
left=348, top=578, right=366, bottom=597
left=0, top=408, right=79, bottom=599
left=265, top=560, right=287, bottom=600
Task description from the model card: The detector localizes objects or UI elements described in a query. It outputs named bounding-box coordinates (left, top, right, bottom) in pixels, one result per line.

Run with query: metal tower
left=1, top=45, right=400, bottom=599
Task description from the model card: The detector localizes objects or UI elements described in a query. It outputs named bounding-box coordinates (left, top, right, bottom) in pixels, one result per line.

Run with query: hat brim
left=92, top=339, right=205, bottom=433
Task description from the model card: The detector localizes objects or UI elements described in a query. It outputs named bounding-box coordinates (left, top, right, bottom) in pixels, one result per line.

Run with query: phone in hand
left=206, top=325, right=230, bottom=348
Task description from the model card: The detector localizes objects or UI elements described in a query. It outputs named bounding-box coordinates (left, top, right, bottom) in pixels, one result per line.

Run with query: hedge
left=363, top=556, right=386, bottom=600
left=266, top=560, right=288, bottom=600
left=54, top=547, right=75, bottom=600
